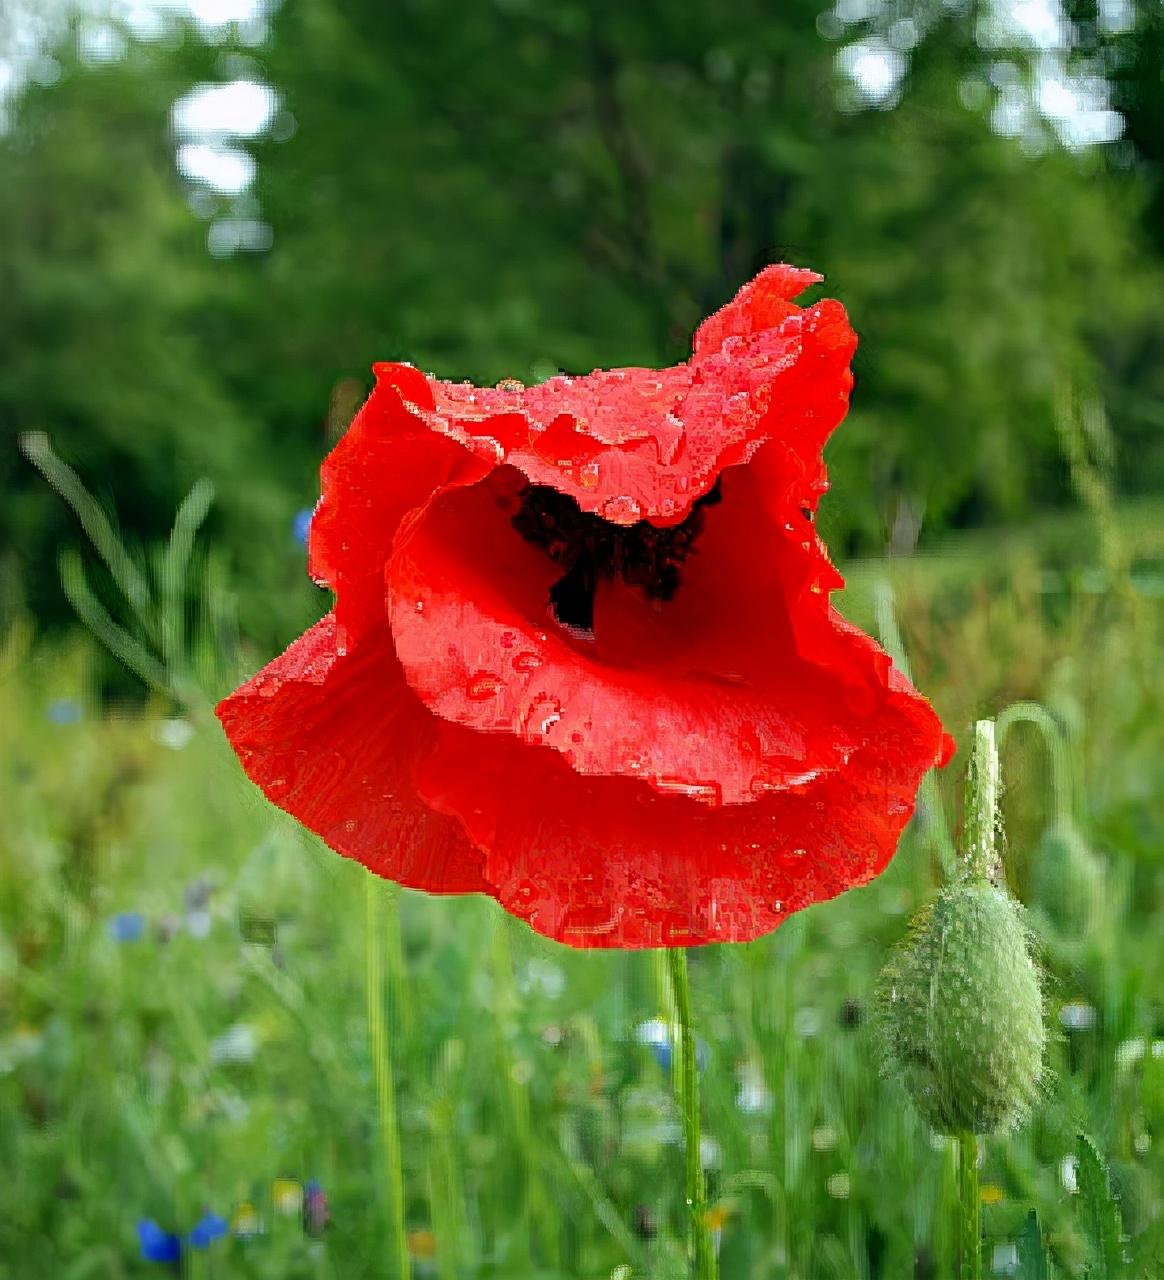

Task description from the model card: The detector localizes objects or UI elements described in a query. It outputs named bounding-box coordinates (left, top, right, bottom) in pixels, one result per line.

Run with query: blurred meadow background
left=2, top=0, right=1164, bottom=1276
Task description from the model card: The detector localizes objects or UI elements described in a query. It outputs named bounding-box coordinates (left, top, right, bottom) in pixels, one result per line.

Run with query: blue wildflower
left=635, top=1017, right=710, bottom=1075
left=292, top=508, right=313, bottom=546
left=303, top=1179, right=330, bottom=1237
left=108, top=913, right=146, bottom=943
left=46, top=697, right=82, bottom=725
left=189, top=1211, right=228, bottom=1249
left=137, top=1219, right=181, bottom=1264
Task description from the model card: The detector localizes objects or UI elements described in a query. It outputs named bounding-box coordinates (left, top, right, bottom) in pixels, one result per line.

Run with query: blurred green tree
left=3, top=0, right=1162, bottom=647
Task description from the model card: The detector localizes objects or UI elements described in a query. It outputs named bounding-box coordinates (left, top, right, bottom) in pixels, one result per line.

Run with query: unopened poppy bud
left=1030, top=821, right=1102, bottom=938
left=878, top=877, right=1046, bottom=1135
left=877, top=720, right=1046, bottom=1136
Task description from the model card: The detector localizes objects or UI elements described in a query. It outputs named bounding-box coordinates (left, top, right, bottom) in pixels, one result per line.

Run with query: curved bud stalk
left=961, top=720, right=1001, bottom=883
left=997, top=701, right=1104, bottom=943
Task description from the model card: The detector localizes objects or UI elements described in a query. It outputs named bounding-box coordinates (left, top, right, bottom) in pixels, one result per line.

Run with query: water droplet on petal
left=654, top=776, right=723, bottom=806
left=602, top=495, right=642, bottom=526
left=522, top=693, right=563, bottom=738
left=467, top=672, right=505, bottom=700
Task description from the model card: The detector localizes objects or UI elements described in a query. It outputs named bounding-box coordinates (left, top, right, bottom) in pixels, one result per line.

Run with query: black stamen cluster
left=512, top=480, right=721, bottom=633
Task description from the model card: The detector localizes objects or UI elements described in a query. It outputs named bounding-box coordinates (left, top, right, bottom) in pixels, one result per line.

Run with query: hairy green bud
left=877, top=878, right=1046, bottom=1135
left=1030, top=821, right=1103, bottom=938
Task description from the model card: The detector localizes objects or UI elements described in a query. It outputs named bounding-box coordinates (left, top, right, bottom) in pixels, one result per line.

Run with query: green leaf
left=1017, top=1210, right=1049, bottom=1280
left=1076, top=1133, right=1124, bottom=1278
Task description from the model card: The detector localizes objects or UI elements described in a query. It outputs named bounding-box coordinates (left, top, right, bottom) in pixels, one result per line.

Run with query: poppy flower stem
left=956, top=1132, right=981, bottom=1280
left=364, top=874, right=411, bottom=1278
left=665, top=946, right=717, bottom=1279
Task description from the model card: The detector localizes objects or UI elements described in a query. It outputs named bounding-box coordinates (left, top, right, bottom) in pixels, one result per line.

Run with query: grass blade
left=20, top=432, right=152, bottom=624
left=1076, top=1133, right=1123, bottom=1278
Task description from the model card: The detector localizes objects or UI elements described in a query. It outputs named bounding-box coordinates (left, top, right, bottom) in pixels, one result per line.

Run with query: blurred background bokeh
left=3, top=3, right=1164, bottom=1278
left=3, top=0, right=1164, bottom=649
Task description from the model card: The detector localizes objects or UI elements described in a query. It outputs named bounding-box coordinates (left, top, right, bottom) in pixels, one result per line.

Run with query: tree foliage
left=2, top=1, right=1162, bottom=643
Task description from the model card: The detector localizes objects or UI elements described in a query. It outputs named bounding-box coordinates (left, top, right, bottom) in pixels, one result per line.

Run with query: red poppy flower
left=217, top=265, right=951, bottom=948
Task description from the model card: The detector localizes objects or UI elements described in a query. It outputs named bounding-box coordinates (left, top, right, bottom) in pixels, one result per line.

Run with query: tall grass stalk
left=365, top=874, right=411, bottom=1278
left=873, top=581, right=955, bottom=877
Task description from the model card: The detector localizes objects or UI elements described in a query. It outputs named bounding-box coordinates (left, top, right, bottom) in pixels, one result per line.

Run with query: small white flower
left=826, top=1173, right=850, bottom=1199
left=793, top=1007, right=822, bottom=1038
left=210, top=1023, right=258, bottom=1065
left=992, top=1242, right=1019, bottom=1275
left=154, top=718, right=195, bottom=750
left=1115, top=1039, right=1146, bottom=1070
left=812, top=1125, right=838, bottom=1153
left=1058, top=1002, right=1097, bottom=1030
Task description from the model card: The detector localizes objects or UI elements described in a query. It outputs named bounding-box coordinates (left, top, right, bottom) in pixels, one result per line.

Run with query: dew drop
left=522, top=694, right=563, bottom=738
left=601, top=494, right=642, bottom=525
left=466, top=672, right=505, bottom=700
left=654, top=776, right=723, bottom=806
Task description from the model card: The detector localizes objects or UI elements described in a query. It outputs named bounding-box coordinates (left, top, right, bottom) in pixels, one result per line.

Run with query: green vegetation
left=3, top=2, right=1164, bottom=1276
left=2, top=520, right=1161, bottom=1277
left=4, top=2, right=1164, bottom=645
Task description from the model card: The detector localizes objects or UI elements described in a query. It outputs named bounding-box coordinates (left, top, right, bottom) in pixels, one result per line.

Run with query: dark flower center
left=512, top=481, right=722, bottom=634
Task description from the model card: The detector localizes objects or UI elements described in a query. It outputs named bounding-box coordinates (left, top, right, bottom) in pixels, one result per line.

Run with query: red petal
left=216, top=264, right=949, bottom=948
left=412, top=678, right=944, bottom=947
left=387, top=456, right=932, bottom=807
left=691, top=263, right=823, bottom=353
left=307, top=368, right=491, bottom=643
left=216, top=614, right=487, bottom=895
left=377, top=264, right=854, bottom=527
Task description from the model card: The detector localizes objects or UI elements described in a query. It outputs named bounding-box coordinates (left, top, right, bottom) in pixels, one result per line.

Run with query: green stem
left=962, top=720, right=1000, bottom=883
left=873, top=581, right=956, bottom=876
left=956, top=1133, right=981, bottom=1280
left=365, top=874, right=411, bottom=1278
left=995, top=701, right=1074, bottom=831
left=666, top=947, right=717, bottom=1280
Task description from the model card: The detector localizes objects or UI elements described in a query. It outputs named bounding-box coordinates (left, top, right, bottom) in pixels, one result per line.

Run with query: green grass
left=2, top=516, right=1162, bottom=1279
